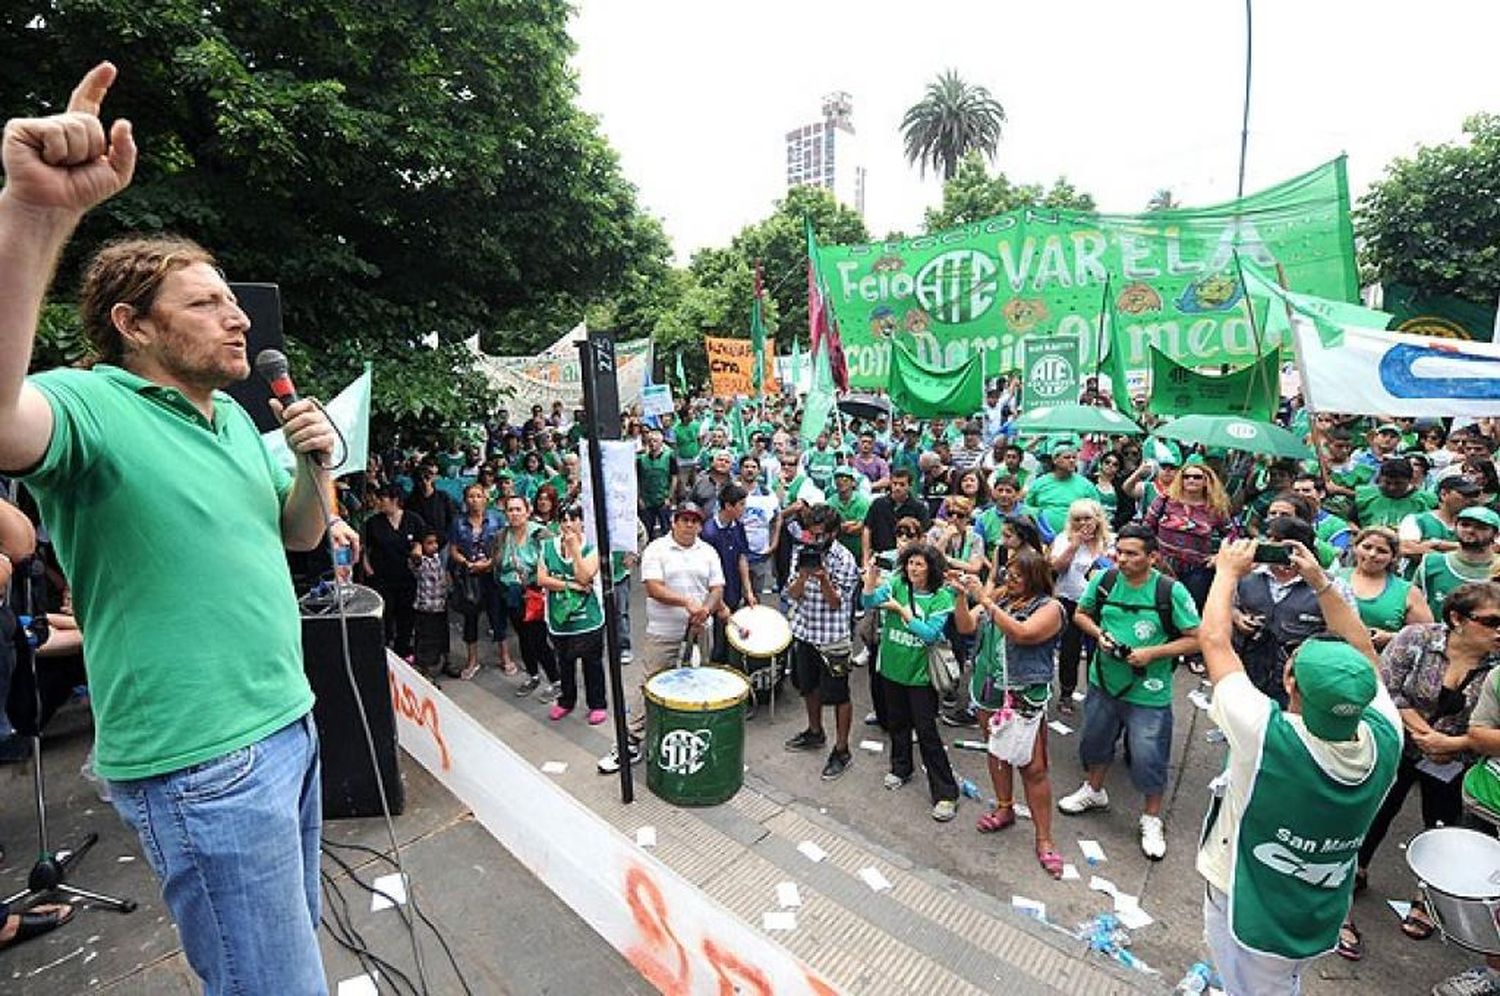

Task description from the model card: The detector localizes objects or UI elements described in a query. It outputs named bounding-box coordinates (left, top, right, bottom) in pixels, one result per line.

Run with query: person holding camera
left=783, top=505, right=861, bottom=781
left=1232, top=516, right=1357, bottom=706
left=1061, top=524, right=1201, bottom=860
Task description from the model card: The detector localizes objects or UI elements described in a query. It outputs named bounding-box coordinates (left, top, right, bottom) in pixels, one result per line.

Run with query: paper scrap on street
left=1115, top=901, right=1155, bottom=930
left=370, top=873, right=408, bottom=912
left=1014, top=802, right=1033, bottom=820
left=337, top=973, right=380, bottom=996
left=1079, top=840, right=1108, bottom=864
left=1089, top=875, right=1117, bottom=896
left=1388, top=900, right=1413, bottom=920
left=1188, top=689, right=1212, bottom=711
left=116, top=856, right=135, bottom=863
left=797, top=841, right=828, bottom=863
left=858, top=739, right=884, bottom=752
left=1012, top=896, right=1046, bottom=919
left=1061, top=863, right=1080, bottom=881
left=762, top=911, right=798, bottom=931
left=858, top=866, right=893, bottom=892
left=540, top=760, right=568, bottom=775
left=776, top=882, right=802, bottom=908
left=635, top=826, right=657, bottom=848
left=1047, top=720, right=1073, bottom=735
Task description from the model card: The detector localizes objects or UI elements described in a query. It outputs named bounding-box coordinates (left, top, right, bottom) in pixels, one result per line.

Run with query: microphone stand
left=1, top=557, right=135, bottom=915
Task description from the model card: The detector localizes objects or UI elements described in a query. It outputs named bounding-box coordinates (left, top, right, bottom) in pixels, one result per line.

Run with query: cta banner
left=705, top=336, right=779, bottom=397
left=811, top=158, right=1358, bottom=389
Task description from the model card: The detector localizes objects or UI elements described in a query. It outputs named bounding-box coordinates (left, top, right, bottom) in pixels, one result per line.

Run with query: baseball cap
left=832, top=465, right=858, bottom=480
left=1437, top=475, right=1481, bottom=496
left=1049, top=436, right=1081, bottom=456
left=673, top=501, right=705, bottom=521
left=1458, top=506, right=1500, bottom=530
left=1291, top=639, right=1378, bottom=741
left=1376, top=422, right=1401, bottom=435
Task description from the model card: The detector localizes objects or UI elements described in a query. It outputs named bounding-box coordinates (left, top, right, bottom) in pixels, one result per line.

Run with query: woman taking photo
left=953, top=549, right=1067, bottom=878
left=1342, top=580, right=1500, bottom=959
left=535, top=506, right=609, bottom=725
left=1336, top=527, right=1433, bottom=650
left=991, top=514, right=1045, bottom=579
left=1051, top=499, right=1112, bottom=713
left=447, top=484, right=509, bottom=679
left=495, top=495, right=561, bottom=701
left=862, top=543, right=962, bottom=821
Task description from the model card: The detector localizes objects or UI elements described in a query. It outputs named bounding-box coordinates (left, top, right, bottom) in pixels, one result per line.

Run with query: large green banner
left=1147, top=347, right=1278, bottom=421
left=1020, top=335, right=1082, bottom=409
left=811, top=158, right=1358, bottom=389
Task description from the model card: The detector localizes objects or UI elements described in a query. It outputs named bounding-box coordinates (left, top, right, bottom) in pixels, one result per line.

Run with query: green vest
left=1419, top=551, right=1496, bottom=619
left=1337, top=568, right=1411, bottom=633
left=637, top=448, right=675, bottom=506
left=804, top=448, right=837, bottom=490
left=1207, top=702, right=1399, bottom=959
left=874, top=579, right=955, bottom=687
left=542, top=539, right=604, bottom=635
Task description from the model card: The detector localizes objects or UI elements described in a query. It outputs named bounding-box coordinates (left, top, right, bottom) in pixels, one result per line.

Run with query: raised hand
left=1, top=62, right=137, bottom=214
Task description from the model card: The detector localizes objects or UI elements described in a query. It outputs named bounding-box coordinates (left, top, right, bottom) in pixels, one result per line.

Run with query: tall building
left=785, top=91, right=865, bottom=216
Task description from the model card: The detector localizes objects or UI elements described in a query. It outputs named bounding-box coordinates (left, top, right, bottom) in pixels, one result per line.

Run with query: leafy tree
left=900, top=70, right=1006, bottom=181
left=1356, top=113, right=1500, bottom=304
left=1145, top=188, right=1181, bottom=212
left=923, top=152, right=1095, bottom=232
left=0, top=0, right=670, bottom=434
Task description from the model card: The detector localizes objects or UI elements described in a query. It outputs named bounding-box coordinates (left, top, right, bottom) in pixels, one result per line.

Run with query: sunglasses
left=1464, top=612, right=1500, bottom=630
left=896, top=529, right=917, bottom=539
left=1182, top=473, right=1207, bottom=481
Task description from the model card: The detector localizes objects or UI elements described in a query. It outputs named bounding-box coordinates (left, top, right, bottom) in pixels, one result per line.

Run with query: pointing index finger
left=67, top=61, right=117, bottom=116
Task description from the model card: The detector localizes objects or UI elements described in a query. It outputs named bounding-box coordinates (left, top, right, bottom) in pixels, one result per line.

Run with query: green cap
left=1048, top=435, right=1081, bottom=456
left=1376, top=422, right=1401, bottom=435
left=1458, top=506, right=1500, bottom=530
left=1291, top=639, right=1378, bottom=741
left=1183, top=453, right=1208, bottom=467
left=832, top=465, right=858, bottom=479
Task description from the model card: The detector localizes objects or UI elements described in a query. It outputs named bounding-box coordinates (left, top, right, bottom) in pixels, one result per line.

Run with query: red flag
left=807, top=262, right=849, bottom=392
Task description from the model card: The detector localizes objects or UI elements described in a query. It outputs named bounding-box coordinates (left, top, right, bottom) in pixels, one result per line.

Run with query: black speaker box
left=301, top=585, right=405, bottom=820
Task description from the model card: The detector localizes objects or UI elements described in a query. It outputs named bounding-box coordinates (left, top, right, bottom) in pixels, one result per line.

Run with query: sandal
left=1036, top=844, right=1065, bottom=880
left=1336, top=920, right=1363, bottom=961
left=1400, top=900, right=1436, bottom=940
left=0, top=904, right=75, bottom=951
left=977, top=804, right=1016, bottom=833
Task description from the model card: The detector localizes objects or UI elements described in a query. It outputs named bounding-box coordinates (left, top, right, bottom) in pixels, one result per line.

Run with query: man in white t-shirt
left=1196, top=539, right=1402, bottom=996
left=738, top=454, right=781, bottom=596
left=599, top=501, right=724, bottom=773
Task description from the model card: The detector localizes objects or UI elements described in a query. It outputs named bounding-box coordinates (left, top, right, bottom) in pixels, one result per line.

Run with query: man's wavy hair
left=79, top=235, right=217, bottom=365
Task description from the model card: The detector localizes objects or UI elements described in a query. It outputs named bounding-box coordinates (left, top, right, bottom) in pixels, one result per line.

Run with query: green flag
left=888, top=341, right=983, bottom=419
left=1020, top=335, right=1082, bottom=410
left=1147, top=348, right=1279, bottom=421
left=1383, top=283, right=1496, bottom=342
left=789, top=336, right=801, bottom=394
left=800, top=339, right=835, bottom=446
left=675, top=351, right=686, bottom=392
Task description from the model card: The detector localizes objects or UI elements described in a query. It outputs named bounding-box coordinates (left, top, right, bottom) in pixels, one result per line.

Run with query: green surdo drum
left=644, top=666, right=750, bottom=806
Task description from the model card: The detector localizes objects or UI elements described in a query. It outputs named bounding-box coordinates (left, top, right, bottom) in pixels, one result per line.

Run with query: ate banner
left=810, top=157, right=1358, bottom=389
left=1147, top=347, right=1279, bottom=421
left=886, top=342, right=983, bottom=419
left=1383, top=283, right=1497, bottom=343
left=1020, top=335, right=1082, bottom=409
left=704, top=336, right=779, bottom=397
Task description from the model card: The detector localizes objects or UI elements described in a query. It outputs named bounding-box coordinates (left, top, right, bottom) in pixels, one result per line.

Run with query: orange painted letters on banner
left=704, top=336, right=779, bottom=397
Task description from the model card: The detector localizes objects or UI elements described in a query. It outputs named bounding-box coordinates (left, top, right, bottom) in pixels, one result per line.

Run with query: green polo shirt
left=21, top=366, right=312, bottom=780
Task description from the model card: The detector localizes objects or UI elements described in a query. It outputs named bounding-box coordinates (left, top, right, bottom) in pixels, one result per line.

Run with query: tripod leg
left=56, top=832, right=101, bottom=872
left=55, top=883, right=137, bottom=914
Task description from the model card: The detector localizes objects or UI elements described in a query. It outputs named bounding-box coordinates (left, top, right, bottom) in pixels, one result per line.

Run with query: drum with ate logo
left=644, top=666, right=750, bottom=806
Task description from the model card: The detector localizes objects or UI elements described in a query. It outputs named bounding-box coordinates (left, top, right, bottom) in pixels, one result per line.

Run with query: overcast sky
left=569, top=0, right=1500, bottom=263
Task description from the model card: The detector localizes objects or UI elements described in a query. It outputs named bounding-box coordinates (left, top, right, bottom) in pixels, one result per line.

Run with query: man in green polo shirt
left=1353, top=457, right=1435, bottom=529
left=636, top=428, right=678, bottom=541
left=0, top=66, right=344, bottom=992
left=1417, top=506, right=1500, bottom=619
left=1025, top=439, right=1097, bottom=536
left=1398, top=475, right=1478, bottom=577
left=1196, top=539, right=1399, bottom=994
left=826, top=466, right=871, bottom=562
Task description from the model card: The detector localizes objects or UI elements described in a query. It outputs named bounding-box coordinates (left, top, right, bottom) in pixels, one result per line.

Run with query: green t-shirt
left=676, top=420, right=702, bottom=461
left=1026, top=472, right=1099, bottom=534
left=1335, top=568, right=1412, bottom=633
left=542, top=539, right=604, bottom=635
left=637, top=448, right=676, bottom=506
left=496, top=520, right=546, bottom=586
left=1418, top=551, right=1496, bottom=619
left=803, top=447, right=838, bottom=491
left=872, top=578, right=956, bottom=686
left=1079, top=568, right=1201, bottom=708
left=1353, top=484, right=1434, bottom=529
left=826, top=490, right=871, bottom=560
left=23, top=366, right=312, bottom=780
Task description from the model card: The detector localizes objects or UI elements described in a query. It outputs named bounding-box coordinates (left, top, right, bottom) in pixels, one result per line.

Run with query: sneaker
left=459, top=659, right=481, bottom=681
left=1433, top=967, right=1500, bottom=996
left=587, top=709, right=609, bottom=726
left=784, top=729, right=827, bottom=752
left=596, top=740, right=642, bottom=774
left=548, top=704, right=572, bottom=721
left=1139, top=814, right=1167, bottom=861
left=537, top=683, right=560, bottom=704
left=1057, top=782, right=1110, bottom=815
left=851, top=646, right=870, bottom=668
left=863, top=711, right=880, bottom=727
left=821, top=750, right=852, bottom=781
left=939, top=707, right=978, bottom=728
left=515, top=675, right=541, bottom=697
left=932, top=799, right=958, bottom=822
left=883, top=772, right=910, bottom=790
left=620, top=649, right=633, bottom=664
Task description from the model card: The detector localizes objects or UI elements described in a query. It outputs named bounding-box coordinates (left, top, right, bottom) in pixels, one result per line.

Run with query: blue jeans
left=1078, top=684, right=1173, bottom=798
left=614, top=576, right=632, bottom=653
left=108, top=715, right=326, bottom=996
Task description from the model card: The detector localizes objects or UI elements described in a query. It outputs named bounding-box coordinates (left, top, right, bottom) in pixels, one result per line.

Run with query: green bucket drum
left=644, top=666, right=751, bottom=806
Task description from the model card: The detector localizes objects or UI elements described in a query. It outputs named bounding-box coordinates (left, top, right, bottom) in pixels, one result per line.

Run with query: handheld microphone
left=254, top=348, right=300, bottom=406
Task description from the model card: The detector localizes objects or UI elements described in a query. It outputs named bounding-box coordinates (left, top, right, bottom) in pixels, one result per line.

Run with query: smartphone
left=1252, top=542, right=1291, bottom=565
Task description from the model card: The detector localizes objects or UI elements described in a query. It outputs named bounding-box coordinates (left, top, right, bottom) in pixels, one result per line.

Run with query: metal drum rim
left=645, top=665, right=751, bottom=711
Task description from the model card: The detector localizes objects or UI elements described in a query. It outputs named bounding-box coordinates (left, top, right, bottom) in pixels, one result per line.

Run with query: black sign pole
left=576, top=332, right=632, bottom=802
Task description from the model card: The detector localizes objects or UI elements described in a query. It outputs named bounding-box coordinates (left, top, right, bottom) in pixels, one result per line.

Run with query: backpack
left=1089, top=568, right=1181, bottom=642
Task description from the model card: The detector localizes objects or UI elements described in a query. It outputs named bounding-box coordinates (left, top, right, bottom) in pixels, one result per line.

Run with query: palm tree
left=900, top=70, right=1006, bottom=181
left=1146, top=188, right=1181, bottom=212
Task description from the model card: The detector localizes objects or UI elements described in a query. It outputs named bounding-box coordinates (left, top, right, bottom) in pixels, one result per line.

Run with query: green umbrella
left=1151, top=414, right=1313, bottom=460
left=1011, top=403, right=1145, bottom=437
